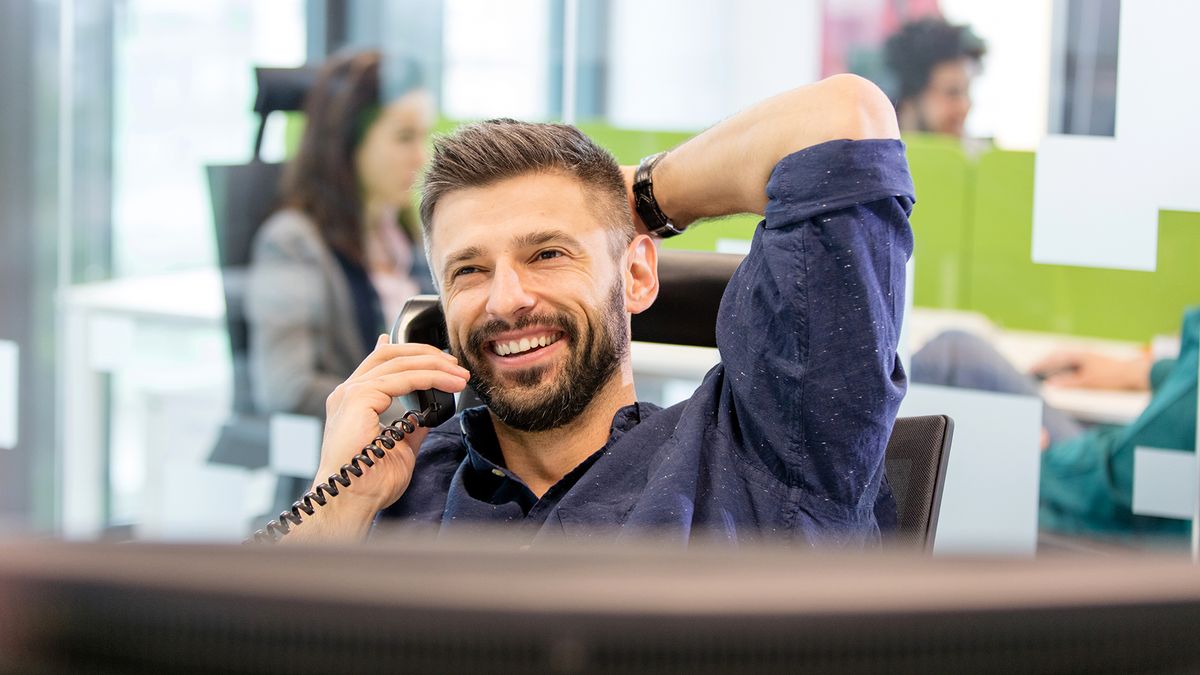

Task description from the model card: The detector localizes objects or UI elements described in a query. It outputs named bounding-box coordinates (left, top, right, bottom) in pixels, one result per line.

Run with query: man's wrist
left=633, top=152, right=688, bottom=237
left=309, top=469, right=391, bottom=519
left=277, top=480, right=380, bottom=543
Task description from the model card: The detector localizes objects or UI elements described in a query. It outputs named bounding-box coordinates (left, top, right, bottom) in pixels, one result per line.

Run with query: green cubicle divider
left=287, top=113, right=1198, bottom=341
left=571, top=122, right=762, bottom=252
left=904, top=133, right=1200, bottom=341
left=969, top=149, right=1200, bottom=341
left=903, top=135, right=973, bottom=310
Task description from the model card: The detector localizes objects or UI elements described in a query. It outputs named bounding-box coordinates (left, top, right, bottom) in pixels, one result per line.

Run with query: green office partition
left=576, top=122, right=760, bottom=252
left=969, top=149, right=1200, bottom=341
left=574, top=122, right=692, bottom=165
left=283, top=111, right=305, bottom=156
left=903, top=134, right=973, bottom=309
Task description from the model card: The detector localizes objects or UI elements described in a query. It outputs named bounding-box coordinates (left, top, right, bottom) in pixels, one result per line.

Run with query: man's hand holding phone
left=286, top=335, right=469, bottom=542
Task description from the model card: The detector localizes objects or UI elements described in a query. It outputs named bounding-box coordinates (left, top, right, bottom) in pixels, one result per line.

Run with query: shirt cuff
left=763, top=138, right=915, bottom=227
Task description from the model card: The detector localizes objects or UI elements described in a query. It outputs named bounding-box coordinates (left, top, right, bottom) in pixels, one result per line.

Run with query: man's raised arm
left=631, top=74, right=914, bottom=542
left=625, top=74, right=899, bottom=229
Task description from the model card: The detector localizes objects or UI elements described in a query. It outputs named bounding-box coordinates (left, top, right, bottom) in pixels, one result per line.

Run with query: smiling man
left=287, top=74, right=915, bottom=547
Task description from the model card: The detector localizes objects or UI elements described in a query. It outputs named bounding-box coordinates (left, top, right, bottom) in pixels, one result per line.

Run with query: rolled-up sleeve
left=715, top=139, right=915, bottom=514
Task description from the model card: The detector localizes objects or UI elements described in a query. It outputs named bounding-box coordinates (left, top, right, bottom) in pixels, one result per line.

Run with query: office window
left=441, top=0, right=552, bottom=121
left=1049, top=0, right=1120, bottom=136
left=112, top=0, right=305, bottom=277
left=63, top=1, right=306, bottom=537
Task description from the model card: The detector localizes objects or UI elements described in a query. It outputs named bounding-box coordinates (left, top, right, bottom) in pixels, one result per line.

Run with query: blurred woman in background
left=247, top=50, right=435, bottom=418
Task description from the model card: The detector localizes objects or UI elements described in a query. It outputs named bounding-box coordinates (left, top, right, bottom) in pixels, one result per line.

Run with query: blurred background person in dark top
left=884, top=17, right=986, bottom=140
left=247, top=50, right=435, bottom=418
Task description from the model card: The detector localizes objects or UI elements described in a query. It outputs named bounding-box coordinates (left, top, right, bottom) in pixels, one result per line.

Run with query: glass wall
left=2, top=0, right=1194, bottom=554
left=112, top=0, right=306, bottom=276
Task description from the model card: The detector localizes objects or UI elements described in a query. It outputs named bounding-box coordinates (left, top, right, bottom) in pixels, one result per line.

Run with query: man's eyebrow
left=511, top=229, right=584, bottom=251
left=442, top=245, right=485, bottom=278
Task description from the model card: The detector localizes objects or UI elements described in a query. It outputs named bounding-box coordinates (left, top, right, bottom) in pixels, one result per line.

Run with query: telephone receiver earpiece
left=390, top=299, right=457, bottom=428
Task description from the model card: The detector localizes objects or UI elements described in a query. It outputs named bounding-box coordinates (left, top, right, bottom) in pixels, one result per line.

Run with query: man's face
left=916, top=57, right=976, bottom=138
left=429, top=172, right=631, bottom=432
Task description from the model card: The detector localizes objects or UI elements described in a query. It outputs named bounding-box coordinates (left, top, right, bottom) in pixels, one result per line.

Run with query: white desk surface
left=58, top=268, right=225, bottom=324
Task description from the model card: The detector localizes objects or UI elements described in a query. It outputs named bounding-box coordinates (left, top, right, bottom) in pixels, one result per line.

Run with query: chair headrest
left=633, top=249, right=744, bottom=348
left=253, top=66, right=320, bottom=117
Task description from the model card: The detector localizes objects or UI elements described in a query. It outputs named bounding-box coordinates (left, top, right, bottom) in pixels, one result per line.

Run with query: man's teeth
left=493, top=333, right=559, bottom=356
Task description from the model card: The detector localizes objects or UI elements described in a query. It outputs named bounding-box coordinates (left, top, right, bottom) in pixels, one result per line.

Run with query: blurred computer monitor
left=1, top=536, right=1199, bottom=673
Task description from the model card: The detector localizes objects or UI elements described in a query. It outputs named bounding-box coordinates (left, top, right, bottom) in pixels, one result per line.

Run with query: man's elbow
left=821, top=74, right=900, bottom=142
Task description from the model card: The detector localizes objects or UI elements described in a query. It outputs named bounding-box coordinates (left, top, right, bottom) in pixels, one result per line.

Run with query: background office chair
left=393, top=249, right=955, bottom=551
left=206, top=65, right=317, bottom=469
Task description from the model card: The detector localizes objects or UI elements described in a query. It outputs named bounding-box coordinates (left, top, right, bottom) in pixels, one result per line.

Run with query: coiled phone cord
left=248, top=407, right=431, bottom=544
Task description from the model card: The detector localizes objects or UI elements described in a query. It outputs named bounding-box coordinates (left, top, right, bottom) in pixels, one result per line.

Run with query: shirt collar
left=457, top=402, right=657, bottom=508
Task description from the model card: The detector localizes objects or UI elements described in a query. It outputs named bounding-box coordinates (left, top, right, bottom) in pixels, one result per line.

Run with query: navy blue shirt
left=381, top=139, right=915, bottom=547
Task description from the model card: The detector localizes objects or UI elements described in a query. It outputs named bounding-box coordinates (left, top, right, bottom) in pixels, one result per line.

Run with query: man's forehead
left=429, top=173, right=609, bottom=260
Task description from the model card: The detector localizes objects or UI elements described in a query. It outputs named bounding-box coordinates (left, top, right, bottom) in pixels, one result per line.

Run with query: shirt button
left=491, top=468, right=505, bottom=477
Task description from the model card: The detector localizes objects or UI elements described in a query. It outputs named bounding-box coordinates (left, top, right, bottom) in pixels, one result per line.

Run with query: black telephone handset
left=249, top=297, right=456, bottom=543
left=390, top=311, right=456, bottom=428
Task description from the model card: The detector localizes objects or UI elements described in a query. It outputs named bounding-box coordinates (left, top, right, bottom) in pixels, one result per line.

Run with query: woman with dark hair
left=246, top=50, right=435, bottom=417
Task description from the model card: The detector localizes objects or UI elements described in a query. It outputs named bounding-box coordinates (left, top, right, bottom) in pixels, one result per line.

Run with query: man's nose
left=484, top=264, right=536, bottom=319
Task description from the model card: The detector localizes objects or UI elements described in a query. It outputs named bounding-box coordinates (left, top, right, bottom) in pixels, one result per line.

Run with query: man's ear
left=624, top=234, right=659, bottom=315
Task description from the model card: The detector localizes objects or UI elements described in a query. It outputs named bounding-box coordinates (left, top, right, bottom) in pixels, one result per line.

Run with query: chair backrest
left=394, top=249, right=955, bottom=548
left=207, top=65, right=319, bottom=469
left=882, top=414, right=954, bottom=551
left=207, top=160, right=285, bottom=415
left=628, top=250, right=743, bottom=348
left=208, top=65, right=318, bottom=416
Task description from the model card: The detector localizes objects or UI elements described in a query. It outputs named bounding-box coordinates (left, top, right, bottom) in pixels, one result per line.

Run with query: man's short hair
left=419, top=119, right=634, bottom=257
left=884, top=18, right=986, bottom=105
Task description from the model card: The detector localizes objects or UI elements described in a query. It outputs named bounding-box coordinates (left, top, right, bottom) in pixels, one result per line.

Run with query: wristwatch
left=632, top=151, right=686, bottom=238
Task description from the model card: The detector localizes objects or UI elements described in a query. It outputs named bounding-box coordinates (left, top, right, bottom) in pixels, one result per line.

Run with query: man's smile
left=485, top=330, right=568, bottom=369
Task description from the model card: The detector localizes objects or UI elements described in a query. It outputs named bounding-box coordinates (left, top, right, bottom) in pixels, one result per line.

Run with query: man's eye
left=536, top=249, right=563, bottom=261
left=453, top=266, right=478, bottom=278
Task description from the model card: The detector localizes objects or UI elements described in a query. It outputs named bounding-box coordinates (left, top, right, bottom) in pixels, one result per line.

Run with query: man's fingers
left=341, top=370, right=470, bottom=413
left=370, top=370, right=470, bottom=398
left=348, top=338, right=458, bottom=380
left=357, top=353, right=470, bottom=383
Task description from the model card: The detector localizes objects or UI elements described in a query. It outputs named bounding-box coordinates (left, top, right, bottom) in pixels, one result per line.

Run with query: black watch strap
left=633, top=151, right=685, bottom=238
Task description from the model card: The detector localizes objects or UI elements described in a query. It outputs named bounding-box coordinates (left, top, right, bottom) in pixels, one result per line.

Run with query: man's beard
left=453, top=280, right=628, bottom=433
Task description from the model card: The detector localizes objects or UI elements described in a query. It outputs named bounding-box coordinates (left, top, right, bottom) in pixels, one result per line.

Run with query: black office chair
left=883, top=414, right=953, bottom=551
left=393, top=249, right=955, bottom=551
left=207, top=66, right=318, bottom=469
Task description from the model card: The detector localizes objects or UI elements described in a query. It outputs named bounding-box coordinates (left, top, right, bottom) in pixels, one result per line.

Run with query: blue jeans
left=911, top=331, right=1085, bottom=446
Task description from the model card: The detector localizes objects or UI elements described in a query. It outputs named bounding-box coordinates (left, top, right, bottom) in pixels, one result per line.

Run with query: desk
left=907, top=307, right=1151, bottom=425
left=58, top=269, right=237, bottom=538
